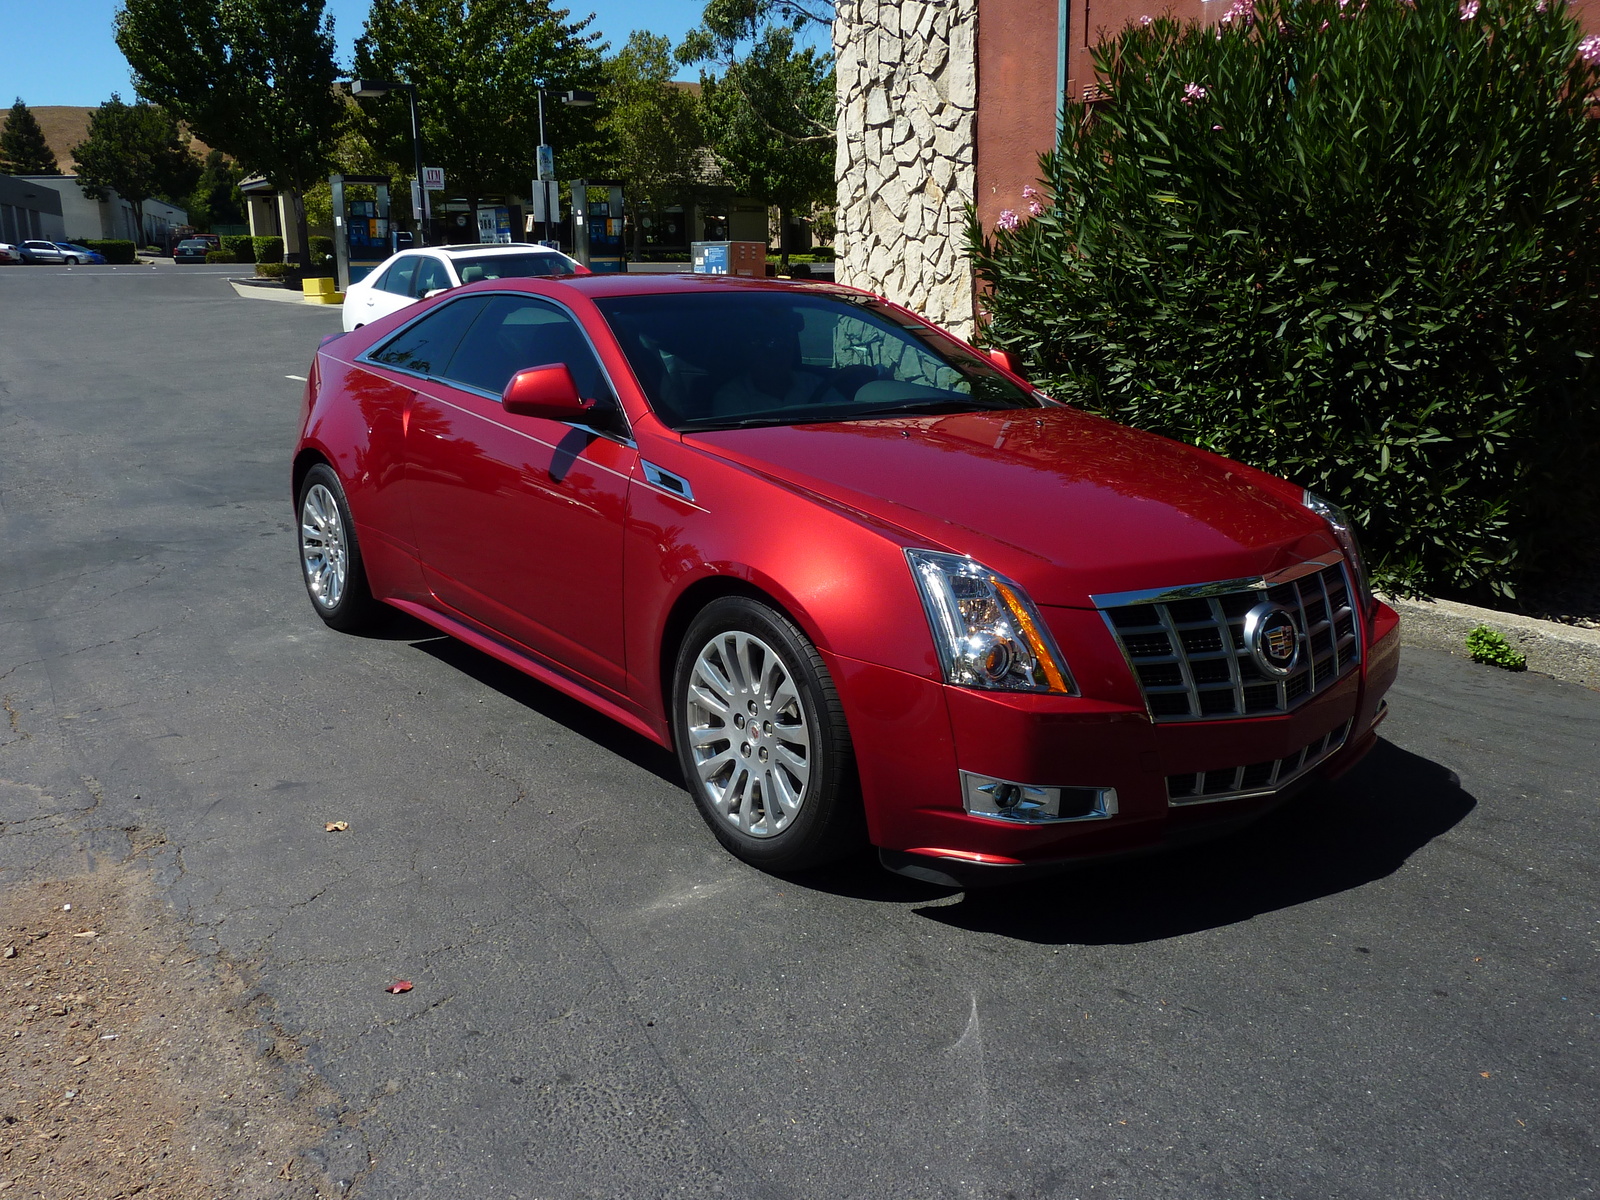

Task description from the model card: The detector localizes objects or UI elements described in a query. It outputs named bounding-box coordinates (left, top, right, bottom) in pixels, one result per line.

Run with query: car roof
left=495, top=273, right=857, bottom=301
left=428, top=243, right=572, bottom=259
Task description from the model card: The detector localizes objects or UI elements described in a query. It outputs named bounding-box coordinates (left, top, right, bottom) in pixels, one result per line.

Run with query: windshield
left=592, top=289, right=1043, bottom=431
left=454, top=252, right=577, bottom=282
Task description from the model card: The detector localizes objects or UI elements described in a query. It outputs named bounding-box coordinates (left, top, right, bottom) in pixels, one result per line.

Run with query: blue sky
left=0, top=0, right=721, bottom=108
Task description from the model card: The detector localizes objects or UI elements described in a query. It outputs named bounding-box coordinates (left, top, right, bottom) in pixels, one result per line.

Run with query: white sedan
left=341, top=243, right=588, bottom=331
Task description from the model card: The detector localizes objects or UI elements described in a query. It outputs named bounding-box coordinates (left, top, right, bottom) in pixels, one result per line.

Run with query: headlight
left=906, top=550, right=1075, bottom=693
left=1303, top=490, right=1374, bottom=613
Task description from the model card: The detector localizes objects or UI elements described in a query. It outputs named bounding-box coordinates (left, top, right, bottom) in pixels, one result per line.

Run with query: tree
left=115, top=0, right=344, bottom=267
left=1, top=98, right=59, bottom=175
left=598, top=33, right=702, bottom=258
left=688, top=24, right=834, bottom=264
left=185, top=149, right=244, bottom=230
left=352, top=0, right=606, bottom=217
left=71, top=96, right=202, bottom=241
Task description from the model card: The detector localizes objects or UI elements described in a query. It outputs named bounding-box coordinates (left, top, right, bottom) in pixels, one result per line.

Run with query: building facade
left=12, top=175, right=184, bottom=245
left=0, top=174, right=66, bottom=244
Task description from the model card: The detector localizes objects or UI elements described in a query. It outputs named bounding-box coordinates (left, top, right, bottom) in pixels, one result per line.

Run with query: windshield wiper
left=840, top=397, right=1020, bottom=419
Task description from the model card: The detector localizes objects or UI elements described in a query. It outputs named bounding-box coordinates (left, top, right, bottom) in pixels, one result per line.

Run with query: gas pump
left=330, top=173, right=393, bottom=292
left=571, top=180, right=626, bottom=273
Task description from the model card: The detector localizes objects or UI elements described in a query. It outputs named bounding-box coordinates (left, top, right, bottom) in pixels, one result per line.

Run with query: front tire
left=297, top=463, right=379, bottom=631
left=672, top=596, right=864, bottom=871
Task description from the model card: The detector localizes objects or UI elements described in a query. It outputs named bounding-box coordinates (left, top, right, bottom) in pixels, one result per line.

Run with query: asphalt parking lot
left=1, top=263, right=1596, bottom=1199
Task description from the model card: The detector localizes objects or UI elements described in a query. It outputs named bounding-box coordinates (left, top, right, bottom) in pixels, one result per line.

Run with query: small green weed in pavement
left=1466, top=625, right=1527, bottom=671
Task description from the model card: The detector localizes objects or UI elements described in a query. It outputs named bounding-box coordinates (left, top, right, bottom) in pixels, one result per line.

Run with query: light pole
left=536, top=88, right=596, bottom=249
left=349, top=79, right=427, bottom=246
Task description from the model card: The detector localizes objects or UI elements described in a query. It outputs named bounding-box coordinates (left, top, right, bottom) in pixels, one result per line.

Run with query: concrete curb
left=228, top=279, right=313, bottom=305
left=1384, top=594, right=1600, bottom=690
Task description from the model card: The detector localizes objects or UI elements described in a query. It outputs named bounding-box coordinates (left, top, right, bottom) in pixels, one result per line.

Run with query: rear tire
left=297, top=463, right=380, bottom=631
left=671, top=596, right=865, bottom=872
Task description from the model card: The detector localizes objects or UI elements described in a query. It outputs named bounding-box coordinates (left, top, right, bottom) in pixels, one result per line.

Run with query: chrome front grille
left=1096, top=558, right=1361, bottom=723
left=1166, top=719, right=1354, bottom=805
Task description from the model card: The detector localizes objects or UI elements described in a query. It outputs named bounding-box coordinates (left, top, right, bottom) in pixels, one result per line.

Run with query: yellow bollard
left=303, top=276, right=345, bottom=305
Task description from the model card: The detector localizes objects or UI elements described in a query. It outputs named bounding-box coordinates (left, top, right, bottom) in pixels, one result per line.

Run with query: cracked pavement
left=0, top=265, right=1596, bottom=1199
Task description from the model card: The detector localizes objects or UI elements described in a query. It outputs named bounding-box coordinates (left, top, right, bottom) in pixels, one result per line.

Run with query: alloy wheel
left=684, top=631, right=812, bottom=838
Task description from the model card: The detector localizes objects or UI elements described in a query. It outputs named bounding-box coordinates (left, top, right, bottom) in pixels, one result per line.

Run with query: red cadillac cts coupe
left=293, top=274, right=1399, bottom=886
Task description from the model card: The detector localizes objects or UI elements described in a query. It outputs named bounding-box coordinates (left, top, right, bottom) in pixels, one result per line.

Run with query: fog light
left=960, top=772, right=1118, bottom=824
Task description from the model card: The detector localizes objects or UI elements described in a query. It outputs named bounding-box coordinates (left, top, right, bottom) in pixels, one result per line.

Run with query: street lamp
left=349, top=79, right=427, bottom=246
left=535, top=88, right=597, bottom=247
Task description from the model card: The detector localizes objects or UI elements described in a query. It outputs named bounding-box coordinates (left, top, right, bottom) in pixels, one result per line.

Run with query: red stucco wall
left=975, top=0, right=1596, bottom=239
left=975, top=0, right=1068, bottom=234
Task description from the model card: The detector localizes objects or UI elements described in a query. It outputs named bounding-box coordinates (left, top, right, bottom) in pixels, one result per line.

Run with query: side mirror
left=501, top=363, right=593, bottom=421
left=987, top=348, right=1024, bottom=378
left=571, top=262, right=594, bottom=277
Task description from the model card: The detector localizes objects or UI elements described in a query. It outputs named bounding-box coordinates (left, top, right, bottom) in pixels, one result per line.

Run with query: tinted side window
left=368, top=297, right=490, bottom=377
left=378, top=258, right=417, bottom=296
left=442, top=295, right=614, bottom=402
left=412, top=256, right=452, bottom=296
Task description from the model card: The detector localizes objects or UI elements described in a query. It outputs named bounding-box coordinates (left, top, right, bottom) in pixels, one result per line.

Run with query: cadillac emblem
left=1244, top=604, right=1301, bottom=678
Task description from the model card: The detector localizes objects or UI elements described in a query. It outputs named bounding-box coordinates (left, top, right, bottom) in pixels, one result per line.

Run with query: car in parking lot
left=0, top=243, right=21, bottom=264
left=174, top=238, right=214, bottom=263
left=18, top=240, right=70, bottom=264
left=53, top=242, right=106, bottom=264
left=341, top=243, right=588, bottom=331
left=293, top=274, right=1399, bottom=884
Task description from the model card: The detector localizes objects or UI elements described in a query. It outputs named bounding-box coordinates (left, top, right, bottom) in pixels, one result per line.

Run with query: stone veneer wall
left=834, top=0, right=979, bottom=340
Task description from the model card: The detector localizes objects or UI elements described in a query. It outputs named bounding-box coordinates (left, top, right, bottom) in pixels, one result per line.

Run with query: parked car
left=341, top=243, right=588, bottom=332
left=294, top=275, right=1400, bottom=885
left=18, top=240, right=70, bottom=264
left=0, top=243, right=21, bottom=264
left=53, top=242, right=106, bottom=265
left=174, top=238, right=213, bottom=264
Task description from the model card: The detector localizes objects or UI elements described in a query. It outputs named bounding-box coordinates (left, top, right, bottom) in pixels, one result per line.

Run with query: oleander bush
left=969, top=0, right=1600, bottom=600
left=82, top=239, right=135, bottom=264
left=251, top=235, right=284, bottom=264
left=205, top=250, right=237, bottom=264
left=254, top=262, right=288, bottom=279
left=309, top=236, right=335, bottom=266
left=221, top=234, right=255, bottom=263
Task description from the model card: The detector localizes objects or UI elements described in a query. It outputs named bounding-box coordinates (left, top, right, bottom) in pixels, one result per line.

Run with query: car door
left=401, top=292, right=635, bottom=694
left=357, top=257, right=420, bottom=324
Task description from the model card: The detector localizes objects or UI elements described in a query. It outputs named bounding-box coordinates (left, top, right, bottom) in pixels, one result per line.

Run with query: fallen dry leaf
left=71, top=1055, right=90, bottom=1066
left=385, top=980, right=413, bottom=994
left=72, top=930, right=97, bottom=939
left=324, top=822, right=349, bottom=833
left=3, top=945, right=15, bottom=958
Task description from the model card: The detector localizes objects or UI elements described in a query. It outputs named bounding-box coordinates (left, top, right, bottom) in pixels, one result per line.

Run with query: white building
left=14, top=175, right=186, bottom=246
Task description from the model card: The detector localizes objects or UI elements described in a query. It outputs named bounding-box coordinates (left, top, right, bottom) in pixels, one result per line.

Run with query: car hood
left=687, top=407, right=1336, bottom=607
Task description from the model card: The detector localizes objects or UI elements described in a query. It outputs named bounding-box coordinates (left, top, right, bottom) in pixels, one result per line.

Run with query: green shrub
left=1465, top=625, right=1527, bottom=670
left=969, top=0, right=1600, bottom=601
left=251, top=235, right=284, bottom=264
left=221, top=234, right=255, bottom=263
left=83, top=239, right=136, bottom=264
left=205, top=250, right=237, bottom=264
left=254, top=262, right=288, bottom=279
left=309, top=235, right=334, bottom=265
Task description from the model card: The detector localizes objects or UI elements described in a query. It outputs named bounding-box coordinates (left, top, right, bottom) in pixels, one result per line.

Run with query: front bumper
left=833, top=601, right=1401, bottom=885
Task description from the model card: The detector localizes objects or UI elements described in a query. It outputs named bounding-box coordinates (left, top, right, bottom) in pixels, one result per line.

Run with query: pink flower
left=1140, top=13, right=1153, bottom=24
left=1318, top=18, right=1331, bottom=29
left=1581, top=34, right=1600, bottom=62
left=1023, top=186, right=1046, bottom=217
left=1212, top=123, right=1224, bottom=130
left=997, top=209, right=1021, bottom=233
left=1459, top=0, right=1479, bottom=18
left=1182, top=82, right=1209, bottom=104
left=1535, top=0, right=1548, bottom=10
left=1220, top=0, right=1255, bottom=25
